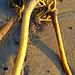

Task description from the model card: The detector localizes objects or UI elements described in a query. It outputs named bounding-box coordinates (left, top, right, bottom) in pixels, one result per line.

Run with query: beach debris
left=12, top=0, right=72, bottom=75
left=3, top=67, right=8, bottom=71
left=8, top=0, right=27, bottom=21
left=0, top=17, right=13, bottom=41
left=47, top=70, right=50, bottom=73
left=0, top=0, right=72, bottom=75
left=50, top=0, right=72, bottom=75
left=0, top=14, right=18, bottom=41
left=35, top=35, right=42, bottom=39
left=15, top=41, right=19, bottom=45
left=67, top=27, right=72, bottom=29
left=12, top=0, right=39, bottom=75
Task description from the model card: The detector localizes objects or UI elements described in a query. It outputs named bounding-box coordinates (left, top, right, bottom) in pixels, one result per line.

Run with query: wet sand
left=0, top=0, right=75, bottom=75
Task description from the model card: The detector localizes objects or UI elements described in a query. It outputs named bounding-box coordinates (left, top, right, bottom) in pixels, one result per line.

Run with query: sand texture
left=0, top=0, right=75, bottom=75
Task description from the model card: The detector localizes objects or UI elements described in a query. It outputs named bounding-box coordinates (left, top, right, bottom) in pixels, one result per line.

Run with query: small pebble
left=67, top=27, right=72, bottom=29
left=24, top=57, right=27, bottom=62
left=4, top=67, right=8, bottom=70
left=47, top=70, right=50, bottom=73
left=15, top=41, right=19, bottom=45
left=69, top=27, right=72, bottom=29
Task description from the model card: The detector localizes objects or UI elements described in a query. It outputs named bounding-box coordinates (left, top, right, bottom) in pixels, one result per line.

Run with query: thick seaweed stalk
left=0, top=13, right=18, bottom=41
left=12, top=0, right=39, bottom=75
left=50, top=0, right=72, bottom=75
left=51, top=10, right=72, bottom=75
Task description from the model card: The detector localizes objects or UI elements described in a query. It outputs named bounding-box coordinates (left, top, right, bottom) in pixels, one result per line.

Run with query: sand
left=0, top=0, right=75, bottom=75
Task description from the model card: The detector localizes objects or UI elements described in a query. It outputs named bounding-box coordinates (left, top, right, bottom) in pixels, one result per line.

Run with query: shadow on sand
left=32, top=38, right=66, bottom=75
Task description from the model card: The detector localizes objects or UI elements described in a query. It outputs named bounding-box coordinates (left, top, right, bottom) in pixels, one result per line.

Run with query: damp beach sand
left=0, top=0, right=75, bottom=75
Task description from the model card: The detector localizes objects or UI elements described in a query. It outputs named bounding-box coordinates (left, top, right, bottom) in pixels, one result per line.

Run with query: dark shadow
left=57, top=10, right=75, bottom=18
left=32, top=39, right=66, bottom=75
